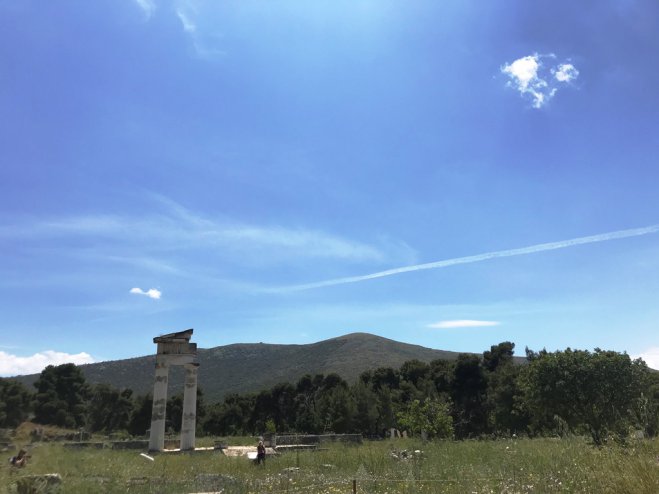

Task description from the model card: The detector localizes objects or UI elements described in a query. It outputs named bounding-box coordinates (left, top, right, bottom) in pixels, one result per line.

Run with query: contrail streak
left=275, top=224, right=659, bottom=292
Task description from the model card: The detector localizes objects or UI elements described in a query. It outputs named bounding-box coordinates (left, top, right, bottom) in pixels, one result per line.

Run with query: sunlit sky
left=1, top=0, right=658, bottom=376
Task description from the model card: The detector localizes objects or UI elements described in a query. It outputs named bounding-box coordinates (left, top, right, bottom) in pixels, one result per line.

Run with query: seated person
left=10, top=449, right=28, bottom=468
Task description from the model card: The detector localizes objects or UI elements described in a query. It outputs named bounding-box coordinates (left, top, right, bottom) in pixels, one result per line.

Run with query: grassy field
left=3, top=436, right=659, bottom=493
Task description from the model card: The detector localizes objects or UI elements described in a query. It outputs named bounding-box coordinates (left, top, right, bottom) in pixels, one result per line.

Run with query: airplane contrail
left=275, top=224, right=659, bottom=292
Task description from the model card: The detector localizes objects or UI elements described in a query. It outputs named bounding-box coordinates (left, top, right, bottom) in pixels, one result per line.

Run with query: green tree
left=251, top=389, right=274, bottom=433
left=87, top=384, right=133, bottom=433
left=203, top=394, right=254, bottom=436
left=399, top=360, right=430, bottom=388
left=486, top=362, right=526, bottom=435
left=519, top=348, right=649, bottom=444
left=429, top=359, right=453, bottom=396
left=481, top=342, right=527, bottom=435
left=127, top=393, right=153, bottom=436
left=0, top=378, right=33, bottom=427
left=166, top=394, right=183, bottom=433
left=33, top=363, right=88, bottom=428
left=315, top=374, right=354, bottom=433
left=352, top=381, right=379, bottom=435
left=483, top=342, right=515, bottom=372
left=249, top=383, right=296, bottom=433
left=294, top=374, right=321, bottom=433
left=375, top=387, right=397, bottom=433
left=322, top=373, right=348, bottom=390
left=397, top=398, right=454, bottom=439
left=273, top=383, right=296, bottom=432
left=195, top=388, right=207, bottom=435
left=166, top=388, right=208, bottom=434
left=370, top=367, right=399, bottom=391
left=317, top=385, right=355, bottom=433
left=451, top=354, right=488, bottom=438
left=640, top=371, right=659, bottom=437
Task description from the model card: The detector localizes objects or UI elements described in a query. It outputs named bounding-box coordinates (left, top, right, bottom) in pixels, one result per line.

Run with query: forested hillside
left=14, top=333, right=467, bottom=403
left=2, top=340, right=657, bottom=446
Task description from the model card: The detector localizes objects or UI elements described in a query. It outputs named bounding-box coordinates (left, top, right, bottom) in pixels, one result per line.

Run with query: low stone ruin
left=16, top=474, right=62, bottom=494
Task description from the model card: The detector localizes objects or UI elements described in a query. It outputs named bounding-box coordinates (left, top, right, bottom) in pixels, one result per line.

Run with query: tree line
left=1, top=342, right=658, bottom=445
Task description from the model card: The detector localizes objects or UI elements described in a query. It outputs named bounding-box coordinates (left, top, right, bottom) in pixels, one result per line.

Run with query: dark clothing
left=10, top=455, right=26, bottom=467
left=257, top=444, right=266, bottom=464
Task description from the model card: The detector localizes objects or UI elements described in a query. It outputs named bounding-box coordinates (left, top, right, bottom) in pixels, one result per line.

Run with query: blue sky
left=1, top=0, right=658, bottom=376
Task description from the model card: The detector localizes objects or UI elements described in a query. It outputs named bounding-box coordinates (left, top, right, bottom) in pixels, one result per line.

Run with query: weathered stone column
left=180, top=363, right=199, bottom=451
left=148, top=360, right=169, bottom=452
left=148, top=328, right=197, bottom=452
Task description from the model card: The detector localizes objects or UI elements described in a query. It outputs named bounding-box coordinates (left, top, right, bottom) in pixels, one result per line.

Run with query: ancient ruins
left=148, top=328, right=199, bottom=452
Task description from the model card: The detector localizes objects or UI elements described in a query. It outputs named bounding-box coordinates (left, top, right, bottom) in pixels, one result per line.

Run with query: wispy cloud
left=176, top=8, right=196, bottom=33
left=428, top=320, right=500, bottom=329
left=501, top=53, right=579, bottom=108
left=130, top=287, right=162, bottom=299
left=134, top=0, right=156, bottom=19
left=0, top=197, right=394, bottom=265
left=0, top=350, right=95, bottom=377
left=274, top=224, right=659, bottom=292
left=103, top=256, right=182, bottom=275
left=174, top=1, right=225, bottom=58
left=633, top=347, right=659, bottom=370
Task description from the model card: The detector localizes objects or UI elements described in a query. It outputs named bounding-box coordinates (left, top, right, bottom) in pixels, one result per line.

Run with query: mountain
left=15, top=332, right=467, bottom=403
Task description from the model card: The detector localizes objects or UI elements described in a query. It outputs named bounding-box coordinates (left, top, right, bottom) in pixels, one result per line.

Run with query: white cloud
left=0, top=350, right=95, bottom=377
left=218, top=226, right=386, bottom=261
left=503, top=55, right=540, bottom=90
left=0, top=196, right=394, bottom=264
left=501, top=53, right=579, bottom=108
left=553, top=63, right=579, bottom=82
left=176, top=9, right=196, bottom=33
left=134, top=0, right=156, bottom=18
left=172, top=1, right=226, bottom=59
left=633, top=347, right=659, bottom=370
left=130, top=287, right=162, bottom=299
left=428, top=320, right=501, bottom=329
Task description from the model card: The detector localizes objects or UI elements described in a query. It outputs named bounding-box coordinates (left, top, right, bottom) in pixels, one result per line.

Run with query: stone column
left=180, top=363, right=199, bottom=451
left=148, top=360, right=169, bottom=452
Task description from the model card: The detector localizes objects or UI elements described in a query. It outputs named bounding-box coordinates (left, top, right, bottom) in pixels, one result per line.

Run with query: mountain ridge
left=14, top=332, right=473, bottom=403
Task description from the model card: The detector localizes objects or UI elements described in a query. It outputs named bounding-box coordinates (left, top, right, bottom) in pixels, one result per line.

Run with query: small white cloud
left=130, top=287, right=162, bottom=299
left=172, top=3, right=226, bottom=59
left=176, top=9, right=196, bottom=33
left=134, top=0, right=156, bottom=19
left=633, top=347, right=659, bottom=370
left=501, top=53, right=579, bottom=108
left=553, top=63, right=579, bottom=82
left=503, top=55, right=540, bottom=90
left=428, top=320, right=501, bottom=329
left=0, top=350, right=95, bottom=377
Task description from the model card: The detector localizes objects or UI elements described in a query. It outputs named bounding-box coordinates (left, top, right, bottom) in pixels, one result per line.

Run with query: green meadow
left=4, top=437, right=659, bottom=493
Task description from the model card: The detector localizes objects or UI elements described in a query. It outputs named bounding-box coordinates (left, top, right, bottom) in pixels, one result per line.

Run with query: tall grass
left=3, top=437, right=658, bottom=493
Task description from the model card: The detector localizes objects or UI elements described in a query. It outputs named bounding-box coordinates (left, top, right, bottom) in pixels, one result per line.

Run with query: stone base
left=16, top=474, right=62, bottom=494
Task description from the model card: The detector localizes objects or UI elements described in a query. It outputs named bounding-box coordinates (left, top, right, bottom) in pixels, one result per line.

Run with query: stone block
left=16, top=474, right=62, bottom=494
